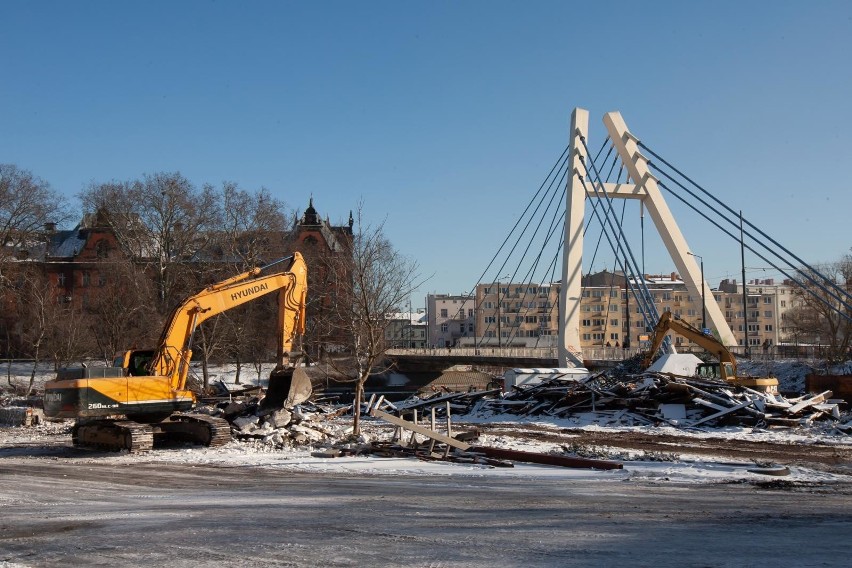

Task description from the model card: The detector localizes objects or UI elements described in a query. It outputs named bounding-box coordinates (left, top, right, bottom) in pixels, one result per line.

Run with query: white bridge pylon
left=557, top=108, right=737, bottom=368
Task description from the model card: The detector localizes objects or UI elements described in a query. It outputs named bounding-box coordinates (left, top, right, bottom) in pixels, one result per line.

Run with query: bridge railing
left=385, top=345, right=825, bottom=363
left=385, top=346, right=645, bottom=362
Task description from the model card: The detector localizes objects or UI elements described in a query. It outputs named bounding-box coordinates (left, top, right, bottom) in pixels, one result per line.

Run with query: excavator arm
left=644, top=311, right=736, bottom=380
left=150, top=252, right=308, bottom=391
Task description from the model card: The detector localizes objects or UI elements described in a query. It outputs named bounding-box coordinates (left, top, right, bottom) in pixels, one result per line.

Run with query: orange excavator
left=643, top=311, right=779, bottom=393
left=43, top=253, right=311, bottom=451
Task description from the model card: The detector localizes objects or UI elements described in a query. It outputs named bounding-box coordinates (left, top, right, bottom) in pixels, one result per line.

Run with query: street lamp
left=496, top=274, right=509, bottom=351
left=687, top=252, right=706, bottom=331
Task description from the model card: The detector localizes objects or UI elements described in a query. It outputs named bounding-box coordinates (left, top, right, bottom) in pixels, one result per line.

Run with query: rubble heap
left=397, top=371, right=851, bottom=431
left=208, top=391, right=347, bottom=448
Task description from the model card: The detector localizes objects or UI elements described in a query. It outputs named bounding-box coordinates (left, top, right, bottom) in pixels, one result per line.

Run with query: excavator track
left=72, top=420, right=155, bottom=453
left=159, top=414, right=233, bottom=447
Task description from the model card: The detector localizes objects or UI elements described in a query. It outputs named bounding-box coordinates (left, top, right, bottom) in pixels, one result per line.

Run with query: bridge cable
left=640, top=141, right=852, bottom=313
left=645, top=157, right=852, bottom=320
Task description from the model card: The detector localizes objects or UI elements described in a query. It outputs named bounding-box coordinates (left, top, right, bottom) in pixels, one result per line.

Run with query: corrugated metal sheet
left=418, top=371, right=494, bottom=394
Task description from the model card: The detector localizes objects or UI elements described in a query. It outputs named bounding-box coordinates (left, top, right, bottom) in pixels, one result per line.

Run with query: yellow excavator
left=43, top=252, right=311, bottom=451
left=643, top=311, right=779, bottom=393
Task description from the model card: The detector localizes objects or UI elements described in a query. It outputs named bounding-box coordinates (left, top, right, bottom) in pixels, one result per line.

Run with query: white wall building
left=426, top=294, right=476, bottom=347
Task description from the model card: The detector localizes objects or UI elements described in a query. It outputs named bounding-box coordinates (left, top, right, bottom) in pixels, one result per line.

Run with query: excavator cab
left=111, top=350, right=156, bottom=377
left=696, top=363, right=722, bottom=380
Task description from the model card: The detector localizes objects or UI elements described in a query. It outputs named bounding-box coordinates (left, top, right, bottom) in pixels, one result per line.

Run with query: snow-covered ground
left=4, top=413, right=851, bottom=487
left=3, top=359, right=851, bottom=488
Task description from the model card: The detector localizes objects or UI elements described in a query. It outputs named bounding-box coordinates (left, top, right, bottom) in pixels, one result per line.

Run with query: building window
left=57, top=273, right=66, bottom=287
left=582, top=319, right=591, bottom=326
left=440, top=324, right=448, bottom=332
left=764, top=311, right=773, bottom=318
left=764, top=297, right=772, bottom=304
left=468, top=323, right=474, bottom=332
left=98, top=273, right=107, bottom=287
left=96, top=240, right=109, bottom=258
left=765, top=325, right=773, bottom=332
left=81, top=272, right=91, bottom=287
left=440, top=309, right=448, bottom=317
left=468, top=309, right=473, bottom=317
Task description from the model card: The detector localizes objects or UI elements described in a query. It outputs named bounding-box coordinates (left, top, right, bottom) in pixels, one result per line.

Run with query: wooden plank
left=443, top=401, right=452, bottom=459
left=470, top=446, right=622, bottom=470
left=370, top=409, right=471, bottom=451
left=692, top=398, right=728, bottom=412
left=786, top=391, right=832, bottom=415
left=690, top=399, right=756, bottom=427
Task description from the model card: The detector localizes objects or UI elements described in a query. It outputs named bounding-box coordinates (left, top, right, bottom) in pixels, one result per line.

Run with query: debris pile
left=0, top=406, right=44, bottom=427
left=337, top=398, right=624, bottom=470
left=395, top=371, right=850, bottom=430
left=209, top=391, right=347, bottom=448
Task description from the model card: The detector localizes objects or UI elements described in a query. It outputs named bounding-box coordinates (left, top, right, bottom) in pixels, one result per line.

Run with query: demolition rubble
left=195, top=362, right=852, bottom=470
left=2, top=362, right=851, bottom=471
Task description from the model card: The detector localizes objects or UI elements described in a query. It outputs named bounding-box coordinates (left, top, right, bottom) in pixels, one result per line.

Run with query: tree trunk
left=353, top=380, right=364, bottom=436
left=26, top=347, right=41, bottom=397
left=5, top=327, right=12, bottom=386
left=202, top=357, right=210, bottom=390
left=234, top=358, right=241, bottom=385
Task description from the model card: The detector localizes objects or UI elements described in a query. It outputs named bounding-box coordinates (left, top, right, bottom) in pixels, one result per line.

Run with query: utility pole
left=687, top=252, right=706, bottom=331
left=741, top=211, right=749, bottom=356
left=496, top=285, right=502, bottom=351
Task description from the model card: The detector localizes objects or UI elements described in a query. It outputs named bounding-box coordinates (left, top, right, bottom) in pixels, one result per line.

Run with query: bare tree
left=218, top=182, right=290, bottom=267
left=0, top=164, right=67, bottom=287
left=86, top=258, right=160, bottom=362
left=12, top=268, right=53, bottom=395
left=79, top=172, right=220, bottom=311
left=323, top=207, right=423, bottom=435
left=784, top=254, right=852, bottom=361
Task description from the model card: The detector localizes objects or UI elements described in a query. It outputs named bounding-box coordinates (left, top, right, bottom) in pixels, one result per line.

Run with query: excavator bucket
left=261, top=366, right=313, bottom=410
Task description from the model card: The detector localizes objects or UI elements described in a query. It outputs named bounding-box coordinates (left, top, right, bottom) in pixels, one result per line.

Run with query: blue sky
left=3, top=1, right=851, bottom=305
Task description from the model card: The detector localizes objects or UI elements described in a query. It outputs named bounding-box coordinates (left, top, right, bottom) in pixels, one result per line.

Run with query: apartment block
left=426, top=294, right=476, bottom=347
left=385, top=310, right=428, bottom=349
left=463, top=271, right=796, bottom=350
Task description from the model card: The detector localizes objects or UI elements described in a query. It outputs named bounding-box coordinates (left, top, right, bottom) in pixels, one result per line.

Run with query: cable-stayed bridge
left=397, top=108, right=852, bottom=371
